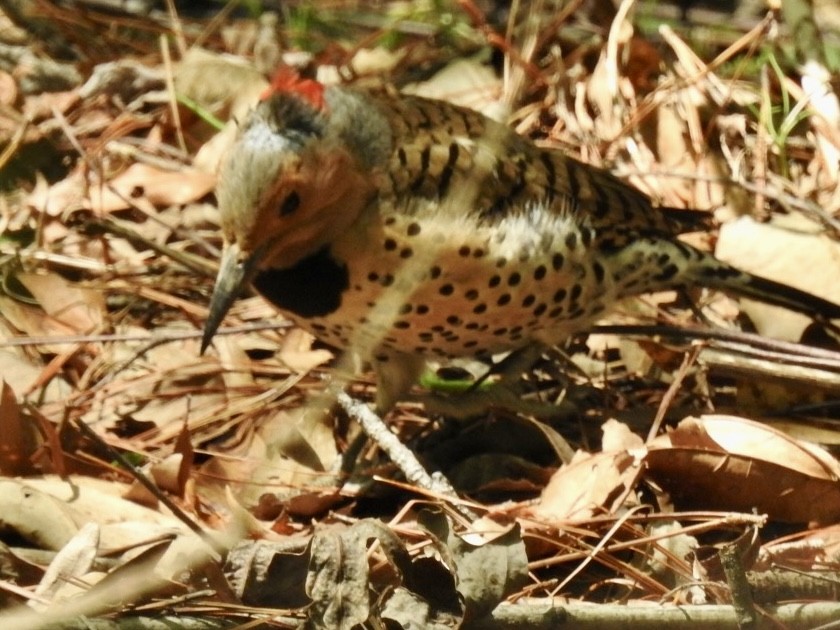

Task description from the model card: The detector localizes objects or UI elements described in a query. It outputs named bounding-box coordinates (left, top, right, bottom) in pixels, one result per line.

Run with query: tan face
left=218, top=140, right=376, bottom=272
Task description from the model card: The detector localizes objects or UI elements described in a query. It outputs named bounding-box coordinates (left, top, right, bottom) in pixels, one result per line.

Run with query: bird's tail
left=609, top=237, right=840, bottom=321
left=688, top=257, right=840, bottom=321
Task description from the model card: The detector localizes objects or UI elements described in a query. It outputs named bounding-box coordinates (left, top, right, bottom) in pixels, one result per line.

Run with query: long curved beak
left=201, top=242, right=254, bottom=354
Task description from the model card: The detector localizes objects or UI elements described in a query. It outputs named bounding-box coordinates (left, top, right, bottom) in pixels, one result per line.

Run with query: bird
left=201, top=71, right=840, bottom=414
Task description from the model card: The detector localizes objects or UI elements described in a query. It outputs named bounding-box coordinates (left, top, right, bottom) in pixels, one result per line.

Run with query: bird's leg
left=372, top=352, right=427, bottom=416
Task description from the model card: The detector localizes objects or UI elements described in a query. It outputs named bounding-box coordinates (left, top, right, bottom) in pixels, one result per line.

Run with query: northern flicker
left=201, top=75, right=840, bottom=413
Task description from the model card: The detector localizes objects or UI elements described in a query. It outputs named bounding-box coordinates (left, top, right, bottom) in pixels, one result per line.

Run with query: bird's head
left=201, top=73, right=387, bottom=352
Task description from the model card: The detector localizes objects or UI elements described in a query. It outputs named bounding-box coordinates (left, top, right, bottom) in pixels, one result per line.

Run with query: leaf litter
left=1, top=1, right=840, bottom=628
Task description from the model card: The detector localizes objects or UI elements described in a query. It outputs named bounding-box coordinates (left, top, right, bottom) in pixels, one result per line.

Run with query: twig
left=336, top=392, right=476, bottom=520
left=720, top=543, right=758, bottom=628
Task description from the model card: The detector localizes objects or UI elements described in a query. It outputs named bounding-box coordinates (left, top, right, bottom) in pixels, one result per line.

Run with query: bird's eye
left=279, top=191, right=301, bottom=216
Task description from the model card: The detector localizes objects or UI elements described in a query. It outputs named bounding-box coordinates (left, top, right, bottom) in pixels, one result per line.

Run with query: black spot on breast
left=407, top=222, right=422, bottom=236
left=253, top=246, right=348, bottom=318
left=439, top=283, right=454, bottom=295
left=465, top=289, right=479, bottom=300
left=552, top=253, right=564, bottom=270
left=534, top=265, right=547, bottom=280
left=508, top=272, right=521, bottom=286
left=522, top=294, right=536, bottom=307
left=416, top=304, right=429, bottom=314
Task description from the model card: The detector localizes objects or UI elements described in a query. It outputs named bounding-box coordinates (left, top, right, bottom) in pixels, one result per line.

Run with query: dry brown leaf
left=0, top=380, right=39, bottom=476
left=647, top=415, right=840, bottom=522
left=531, top=435, right=645, bottom=522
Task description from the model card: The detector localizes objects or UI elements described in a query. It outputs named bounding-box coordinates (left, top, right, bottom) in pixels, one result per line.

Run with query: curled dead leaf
left=647, top=415, right=840, bottom=522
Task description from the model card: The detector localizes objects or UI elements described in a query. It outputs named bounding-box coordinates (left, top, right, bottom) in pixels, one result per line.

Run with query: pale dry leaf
left=0, top=297, right=60, bottom=344
left=278, top=328, right=333, bottom=373
left=800, top=60, right=840, bottom=185
left=215, top=334, right=257, bottom=391
left=459, top=516, right=517, bottom=546
left=0, top=70, right=17, bottom=105
left=696, top=415, right=840, bottom=479
left=19, top=475, right=191, bottom=552
left=263, top=406, right=339, bottom=474
left=601, top=417, right=645, bottom=453
left=18, top=271, right=105, bottom=333
left=27, top=163, right=214, bottom=216
left=0, top=479, right=80, bottom=550
left=350, top=47, right=403, bottom=76
left=194, top=118, right=239, bottom=175
left=403, top=55, right=501, bottom=114
left=174, top=48, right=268, bottom=121
left=150, top=453, right=185, bottom=495
left=32, top=522, right=100, bottom=607
left=224, top=485, right=272, bottom=540
left=716, top=216, right=840, bottom=340
left=531, top=448, right=644, bottom=521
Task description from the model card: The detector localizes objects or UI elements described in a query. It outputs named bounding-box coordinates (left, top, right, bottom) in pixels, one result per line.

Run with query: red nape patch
left=262, top=67, right=326, bottom=110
